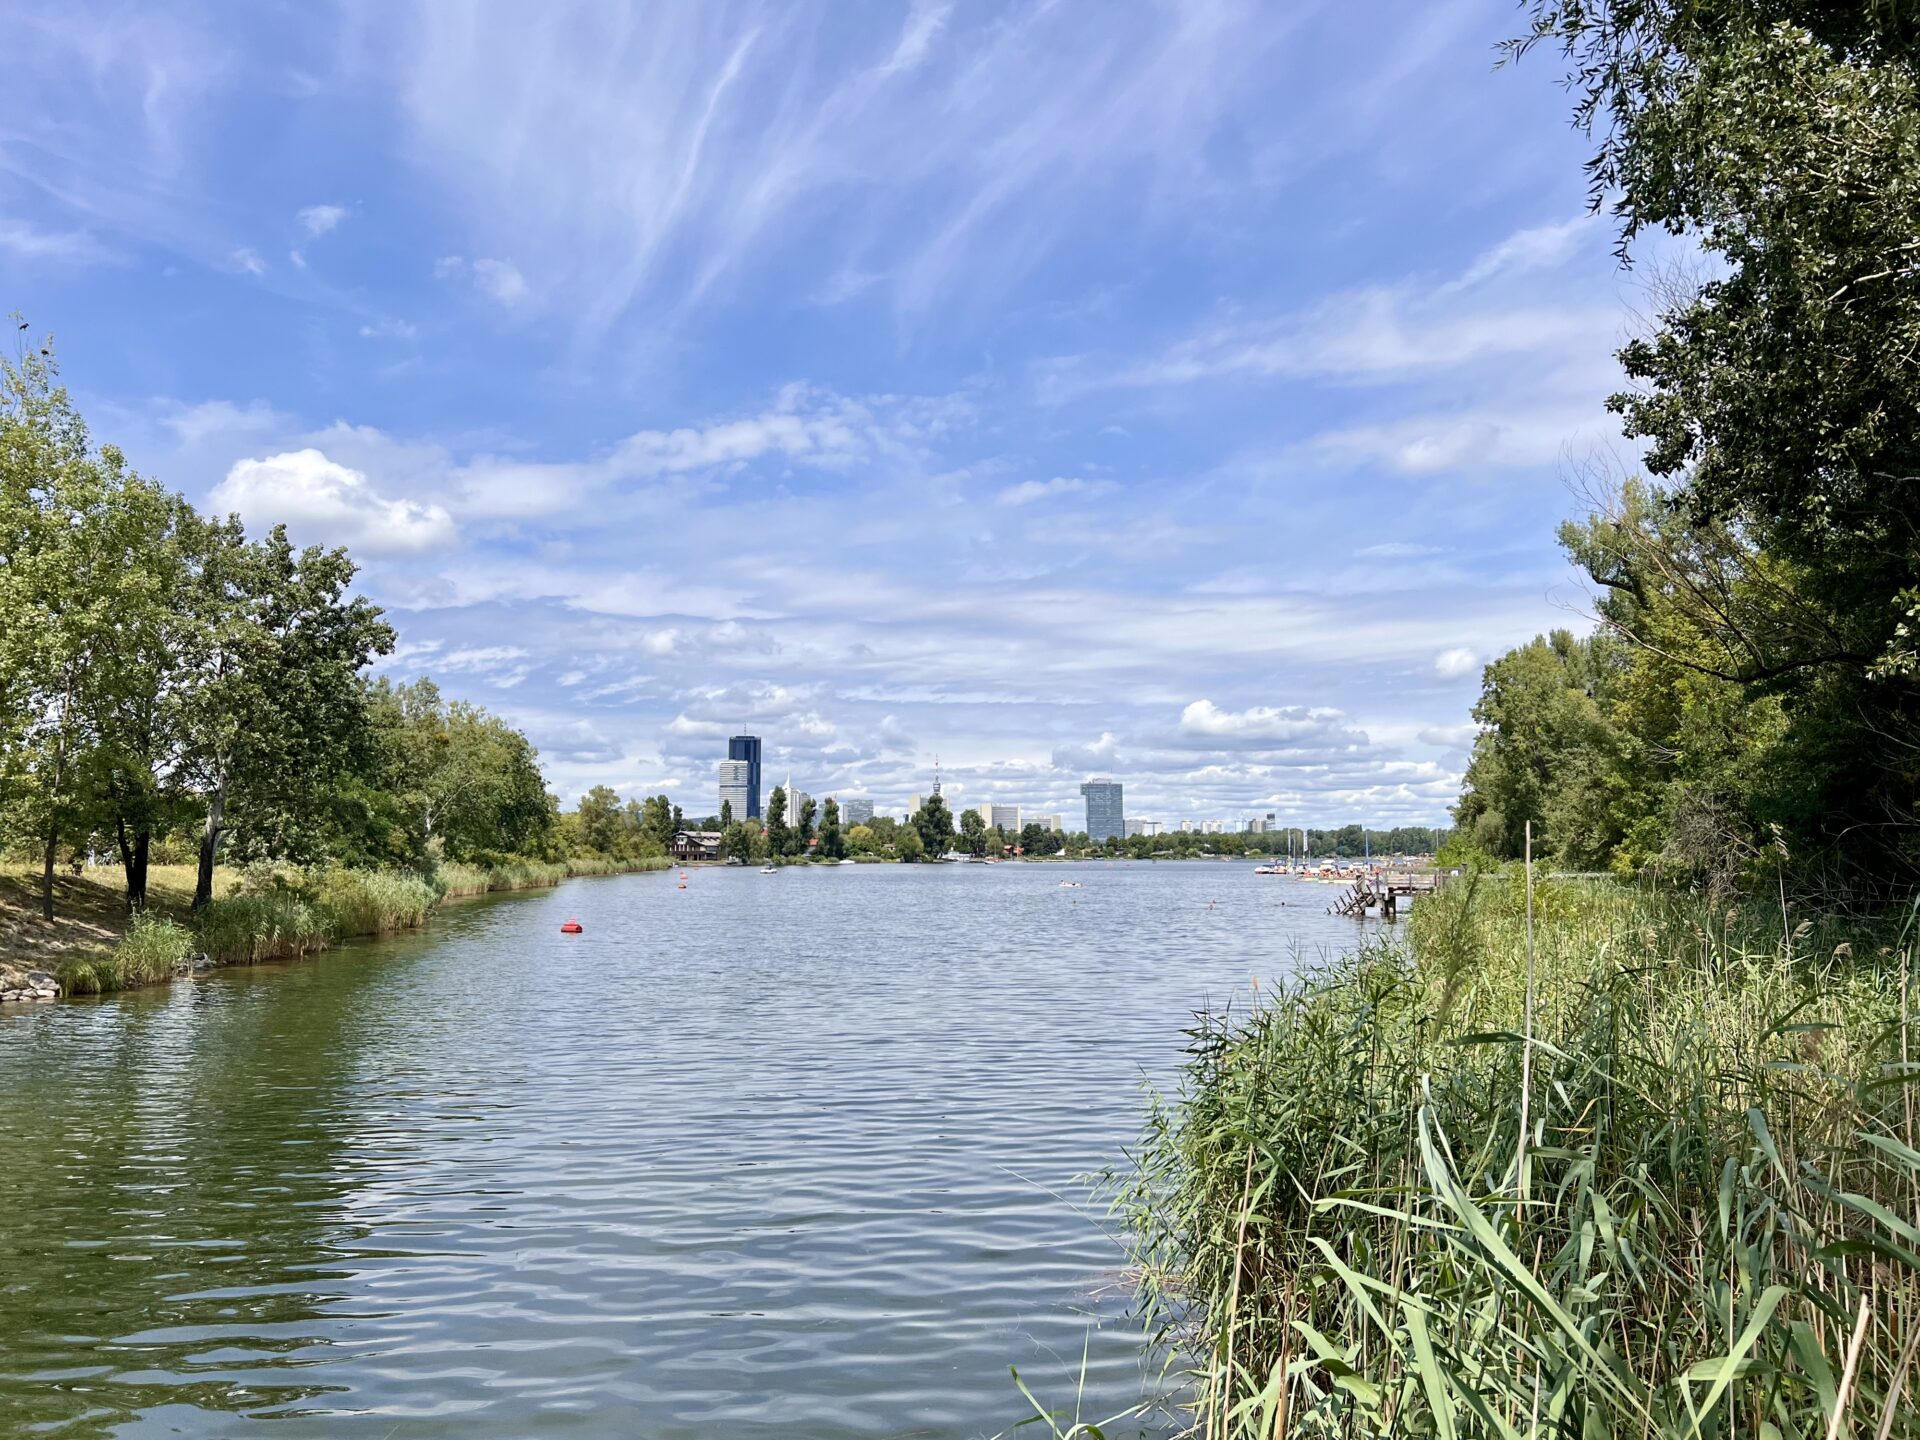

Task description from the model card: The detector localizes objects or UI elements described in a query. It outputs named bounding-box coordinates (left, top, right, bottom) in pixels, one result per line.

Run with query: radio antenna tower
left=932, top=754, right=942, bottom=797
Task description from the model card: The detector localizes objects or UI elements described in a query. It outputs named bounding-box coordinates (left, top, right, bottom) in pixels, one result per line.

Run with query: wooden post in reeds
left=1516, top=820, right=1536, bottom=1209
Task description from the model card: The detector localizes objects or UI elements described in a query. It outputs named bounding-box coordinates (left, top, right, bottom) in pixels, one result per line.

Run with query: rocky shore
left=0, top=964, right=60, bottom=1003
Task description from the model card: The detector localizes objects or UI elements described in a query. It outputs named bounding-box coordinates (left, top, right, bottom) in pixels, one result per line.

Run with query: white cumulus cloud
left=298, top=204, right=346, bottom=236
left=211, top=449, right=457, bottom=554
left=1179, top=699, right=1344, bottom=741
left=1433, top=647, right=1479, bottom=678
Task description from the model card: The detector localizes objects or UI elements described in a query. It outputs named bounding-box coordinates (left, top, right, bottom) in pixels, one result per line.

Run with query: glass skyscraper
left=727, top=734, right=762, bottom=818
left=1080, top=778, right=1124, bottom=843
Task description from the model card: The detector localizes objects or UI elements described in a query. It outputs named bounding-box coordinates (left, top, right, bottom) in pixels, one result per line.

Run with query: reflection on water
left=0, top=863, right=1379, bottom=1438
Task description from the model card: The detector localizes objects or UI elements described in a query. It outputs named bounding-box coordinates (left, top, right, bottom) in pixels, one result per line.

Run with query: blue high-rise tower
left=728, top=734, right=763, bottom=819
left=1080, top=778, right=1124, bottom=844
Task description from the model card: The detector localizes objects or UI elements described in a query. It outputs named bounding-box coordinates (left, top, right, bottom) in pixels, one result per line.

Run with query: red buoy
left=560, top=919, right=583, bottom=934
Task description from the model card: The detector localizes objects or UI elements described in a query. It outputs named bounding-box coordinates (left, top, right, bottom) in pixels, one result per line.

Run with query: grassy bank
left=4, top=854, right=670, bottom=999
left=435, top=854, right=670, bottom=899
left=1120, top=873, right=1918, bottom=1437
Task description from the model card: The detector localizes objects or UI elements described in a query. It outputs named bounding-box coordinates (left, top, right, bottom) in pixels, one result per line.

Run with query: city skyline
left=711, top=734, right=1398, bottom=834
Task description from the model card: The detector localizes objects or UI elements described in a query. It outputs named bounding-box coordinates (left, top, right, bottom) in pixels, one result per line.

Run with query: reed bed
left=317, top=868, right=436, bottom=936
left=47, top=855, right=669, bottom=995
left=437, top=855, right=669, bottom=898
left=57, top=915, right=195, bottom=995
left=1118, top=874, right=1919, bottom=1438
left=193, top=887, right=336, bottom=966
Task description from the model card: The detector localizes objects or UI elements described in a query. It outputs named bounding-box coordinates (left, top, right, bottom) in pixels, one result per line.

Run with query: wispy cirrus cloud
left=379, top=0, right=1312, bottom=336
left=0, top=218, right=114, bottom=263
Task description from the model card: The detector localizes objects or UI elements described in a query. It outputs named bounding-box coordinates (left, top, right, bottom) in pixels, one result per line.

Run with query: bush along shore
left=1115, top=872, right=1919, bottom=1437
left=37, top=856, right=671, bottom=999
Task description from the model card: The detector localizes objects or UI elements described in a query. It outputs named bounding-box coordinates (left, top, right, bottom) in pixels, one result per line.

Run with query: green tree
left=639, top=794, right=674, bottom=853
left=355, top=678, right=553, bottom=869
left=719, top=798, right=733, bottom=827
left=1019, top=821, right=1062, bottom=857
left=913, top=793, right=954, bottom=858
left=575, top=785, right=624, bottom=855
left=720, top=821, right=756, bottom=864
left=797, top=794, right=816, bottom=856
left=1514, top=0, right=1920, bottom=880
left=765, top=786, right=790, bottom=859
left=181, top=525, right=393, bottom=909
left=1456, top=631, right=1621, bottom=863
left=845, top=822, right=875, bottom=856
left=960, top=806, right=987, bottom=857
left=0, top=342, right=184, bottom=915
left=895, top=824, right=926, bottom=862
left=818, top=796, right=845, bottom=860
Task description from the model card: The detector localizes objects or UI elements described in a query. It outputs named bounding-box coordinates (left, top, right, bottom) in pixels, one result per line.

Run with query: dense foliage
left=1458, top=1, right=1920, bottom=892
left=0, top=343, right=669, bottom=913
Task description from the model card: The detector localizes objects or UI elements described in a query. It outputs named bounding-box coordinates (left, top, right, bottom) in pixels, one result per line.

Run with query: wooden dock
left=1329, top=869, right=1444, bottom=918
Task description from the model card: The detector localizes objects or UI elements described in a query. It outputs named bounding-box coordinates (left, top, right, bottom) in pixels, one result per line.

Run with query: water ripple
left=0, top=863, right=1380, bottom=1437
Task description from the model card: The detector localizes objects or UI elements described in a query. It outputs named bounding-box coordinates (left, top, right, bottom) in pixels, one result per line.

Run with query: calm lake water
left=0, top=862, right=1383, bottom=1438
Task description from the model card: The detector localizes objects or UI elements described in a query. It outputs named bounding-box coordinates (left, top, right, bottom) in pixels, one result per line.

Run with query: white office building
left=717, top=760, right=751, bottom=820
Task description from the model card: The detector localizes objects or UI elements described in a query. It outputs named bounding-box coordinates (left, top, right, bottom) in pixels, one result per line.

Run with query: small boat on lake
left=759, top=865, right=779, bottom=875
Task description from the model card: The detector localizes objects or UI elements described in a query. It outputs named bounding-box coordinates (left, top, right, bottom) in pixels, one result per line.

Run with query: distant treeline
left=0, top=343, right=670, bottom=919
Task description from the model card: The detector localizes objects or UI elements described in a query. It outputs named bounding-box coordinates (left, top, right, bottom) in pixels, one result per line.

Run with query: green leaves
left=1506, top=2, right=1920, bottom=883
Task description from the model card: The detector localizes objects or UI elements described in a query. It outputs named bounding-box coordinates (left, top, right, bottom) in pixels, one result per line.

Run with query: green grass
left=438, top=855, right=669, bottom=898
left=193, top=887, right=335, bottom=966
left=33, top=853, right=658, bottom=998
left=56, top=914, right=195, bottom=995
left=1118, top=873, right=1920, bottom=1437
left=318, top=868, right=436, bottom=936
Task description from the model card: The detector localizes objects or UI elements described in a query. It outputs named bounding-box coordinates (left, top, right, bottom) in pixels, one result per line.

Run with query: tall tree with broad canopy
left=913, top=793, right=955, bottom=858
left=817, top=796, right=845, bottom=860
left=1510, top=0, right=1920, bottom=883
left=182, top=525, right=394, bottom=909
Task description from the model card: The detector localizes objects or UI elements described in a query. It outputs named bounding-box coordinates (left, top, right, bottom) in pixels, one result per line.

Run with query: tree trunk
left=193, top=787, right=225, bottom=912
left=133, top=829, right=150, bottom=912
left=40, top=819, right=57, bottom=921
left=120, top=823, right=150, bottom=913
left=116, top=816, right=136, bottom=910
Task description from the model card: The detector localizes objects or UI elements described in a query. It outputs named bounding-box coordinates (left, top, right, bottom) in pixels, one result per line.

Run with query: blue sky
left=2, top=0, right=1650, bottom=828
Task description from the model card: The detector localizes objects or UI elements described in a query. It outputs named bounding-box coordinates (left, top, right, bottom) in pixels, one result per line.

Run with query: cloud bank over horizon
left=2, top=0, right=1644, bottom=827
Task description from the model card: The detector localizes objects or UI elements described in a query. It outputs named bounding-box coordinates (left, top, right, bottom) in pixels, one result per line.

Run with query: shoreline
left=0, top=857, right=673, bottom=1008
